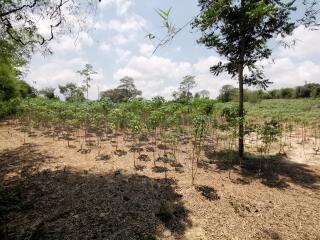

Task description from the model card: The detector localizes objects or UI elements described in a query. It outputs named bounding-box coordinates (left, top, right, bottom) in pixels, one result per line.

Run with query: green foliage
left=100, top=76, right=142, bottom=103
left=258, top=118, right=281, bottom=154
left=59, top=83, right=85, bottom=102
left=0, top=39, right=33, bottom=101
left=193, top=0, right=295, bottom=88
left=192, top=114, right=208, bottom=141
left=156, top=7, right=175, bottom=34
left=39, top=87, right=58, bottom=99
left=217, top=85, right=238, bottom=103
left=0, top=98, right=21, bottom=119
left=217, top=83, right=320, bottom=103
left=173, top=75, right=197, bottom=102
left=245, top=98, right=320, bottom=122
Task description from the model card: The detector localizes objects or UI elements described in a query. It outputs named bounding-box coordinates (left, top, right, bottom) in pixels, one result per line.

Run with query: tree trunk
left=238, top=66, right=244, bottom=159
left=238, top=1, right=245, bottom=160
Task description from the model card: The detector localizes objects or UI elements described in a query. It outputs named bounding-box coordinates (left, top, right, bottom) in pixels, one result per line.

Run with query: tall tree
left=100, top=77, right=142, bottom=103
left=173, top=75, right=197, bottom=102
left=77, top=64, right=97, bottom=100
left=0, top=39, right=34, bottom=100
left=195, top=89, right=210, bottom=99
left=218, top=85, right=238, bottom=103
left=39, top=87, right=58, bottom=99
left=117, top=76, right=142, bottom=98
left=179, top=75, right=197, bottom=101
left=59, top=83, right=85, bottom=102
left=193, top=0, right=296, bottom=159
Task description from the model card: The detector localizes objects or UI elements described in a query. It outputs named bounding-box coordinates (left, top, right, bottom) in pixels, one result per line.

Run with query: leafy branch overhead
left=149, top=7, right=198, bottom=54
left=156, top=7, right=175, bottom=35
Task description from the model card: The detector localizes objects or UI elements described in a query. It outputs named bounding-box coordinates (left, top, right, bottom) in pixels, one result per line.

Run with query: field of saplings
left=1, top=97, right=320, bottom=239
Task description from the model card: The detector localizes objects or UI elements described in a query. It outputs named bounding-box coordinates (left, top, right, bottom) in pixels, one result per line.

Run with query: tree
left=173, top=75, right=197, bottom=102
left=77, top=64, right=97, bottom=100
left=100, top=88, right=132, bottom=103
left=300, top=0, right=319, bottom=28
left=195, top=90, right=210, bottom=99
left=117, top=76, right=142, bottom=98
left=193, top=0, right=296, bottom=159
left=59, top=83, right=85, bottom=102
left=0, top=1, right=100, bottom=53
left=217, top=85, right=237, bottom=102
left=39, top=87, right=58, bottom=99
left=0, top=40, right=34, bottom=100
left=101, top=76, right=142, bottom=103
left=179, top=75, right=196, bottom=101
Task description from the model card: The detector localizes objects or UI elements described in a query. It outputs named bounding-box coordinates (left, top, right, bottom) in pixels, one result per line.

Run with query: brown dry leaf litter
left=0, top=123, right=320, bottom=240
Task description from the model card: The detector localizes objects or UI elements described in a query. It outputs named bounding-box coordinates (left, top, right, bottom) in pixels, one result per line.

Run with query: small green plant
left=257, top=118, right=281, bottom=171
left=191, top=114, right=208, bottom=185
left=128, top=114, right=143, bottom=168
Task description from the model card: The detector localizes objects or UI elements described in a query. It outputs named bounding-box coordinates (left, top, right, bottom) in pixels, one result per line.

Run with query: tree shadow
left=0, top=143, right=56, bottom=182
left=241, top=154, right=320, bottom=189
left=152, top=166, right=168, bottom=173
left=204, top=146, right=320, bottom=190
left=0, top=146, right=191, bottom=240
left=203, top=146, right=238, bottom=171
left=195, top=185, right=220, bottom=201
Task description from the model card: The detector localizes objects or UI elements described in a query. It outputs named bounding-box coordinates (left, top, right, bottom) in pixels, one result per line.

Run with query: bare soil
left=0, top=122, right=320, bottom=240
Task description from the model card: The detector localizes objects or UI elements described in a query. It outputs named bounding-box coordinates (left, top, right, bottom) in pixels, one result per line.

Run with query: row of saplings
left=12, top=102, right=320, bottom=185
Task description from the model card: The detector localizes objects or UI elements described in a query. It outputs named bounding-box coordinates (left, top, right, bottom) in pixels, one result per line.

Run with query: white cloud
left=99, top=42, right=111, bottom=53
left=26, top=58, right=105, bottom=100
left=139, top=43, right=154, bottom=56
left=106, top=14, right=146, bottom=33
left=113, top=55, right=221, bottom=99
left=26, top=58, right=86, bottom=89
left=99, top=0, right=134, bottom=15
left=193, top=56, right=221, bottom=73
left=115, top=48, right=132, bottom=63
left=50, top=32, right=93, bottom=52
left=264, top=59, right=320, bottom=89
left=111, top=34, right=135, bottom=45
left=277, top=26, right=320, bottom=59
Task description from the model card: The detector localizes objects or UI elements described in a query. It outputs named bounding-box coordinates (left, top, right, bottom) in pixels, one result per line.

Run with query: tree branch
left=0, top=0, right=38, bottom=18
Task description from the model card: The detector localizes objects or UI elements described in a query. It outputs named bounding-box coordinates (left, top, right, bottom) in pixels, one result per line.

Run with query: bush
left=0, top=98, right=21, bottom=119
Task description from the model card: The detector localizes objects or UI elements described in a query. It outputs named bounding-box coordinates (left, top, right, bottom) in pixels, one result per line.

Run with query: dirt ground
left=0, top=122, right=320, bottom=240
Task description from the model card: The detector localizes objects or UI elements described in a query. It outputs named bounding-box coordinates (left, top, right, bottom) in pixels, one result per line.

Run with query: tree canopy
left=100, top=77, right=142, bottom=103
left=193, top=0, right=297, bottom=158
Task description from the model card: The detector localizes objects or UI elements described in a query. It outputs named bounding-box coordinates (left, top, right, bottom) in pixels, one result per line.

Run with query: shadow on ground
left=204, top=145, right=320, bottom=190
left=0, top=145, right=191, bottom=240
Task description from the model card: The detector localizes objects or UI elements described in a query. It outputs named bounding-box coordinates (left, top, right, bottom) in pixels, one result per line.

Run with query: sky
left=25, top=0, right=320, bottom=100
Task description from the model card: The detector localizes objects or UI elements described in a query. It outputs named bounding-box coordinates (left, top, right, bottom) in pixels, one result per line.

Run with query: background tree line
left=218, top=83, right=320, bottom=103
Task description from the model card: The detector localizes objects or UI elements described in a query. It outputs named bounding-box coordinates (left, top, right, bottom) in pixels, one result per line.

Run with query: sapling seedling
left=191, top=114, right=208, bottom=185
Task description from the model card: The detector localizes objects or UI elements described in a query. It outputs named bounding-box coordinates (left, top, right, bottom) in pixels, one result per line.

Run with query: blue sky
left=26, top=0, right=320, bottom=99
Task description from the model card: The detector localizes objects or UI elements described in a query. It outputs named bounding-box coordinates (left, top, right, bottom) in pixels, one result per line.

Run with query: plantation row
left=3, top=98, right=320, bottom=184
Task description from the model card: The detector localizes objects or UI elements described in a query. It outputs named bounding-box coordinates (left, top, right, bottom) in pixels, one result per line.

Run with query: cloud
left=264, top=58, right=320, bottom=89
left=277, top=26, right=320, bottom=59
left=94, top=14, right=146, bottom=33
left=26, top=58, right=105, bottom=100
left=111, top=34, right=135, bottom=45
left=26, top=58, right=85, bottom=88
left=113, top=55, right=222, bottom=99
left=139, top=43, right=154, bottom=56
left=113, top=48, right=320, bottom=99
left=107, top=15, right=146, bottom=32
left=115, top=48, right=132, bottom=63
left=49, top=32, right=93, bottom=52
left=99, top=0, right=134, bottom=15
left=99, top=42, right=111, bottom=53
